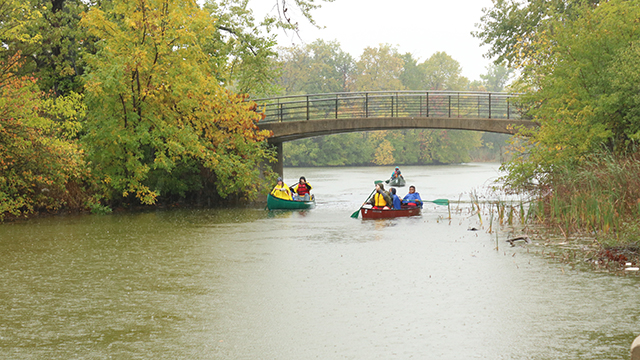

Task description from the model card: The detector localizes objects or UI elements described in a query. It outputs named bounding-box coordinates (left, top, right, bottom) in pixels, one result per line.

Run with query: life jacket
left=295, top=183, right=311, bottom=195
left=373, top=192, right=389, bottom=207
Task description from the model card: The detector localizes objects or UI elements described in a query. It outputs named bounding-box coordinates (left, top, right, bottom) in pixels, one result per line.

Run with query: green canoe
left=267, top=194, right=316, bottom=210
left=386, top=175, right=406, bottom=187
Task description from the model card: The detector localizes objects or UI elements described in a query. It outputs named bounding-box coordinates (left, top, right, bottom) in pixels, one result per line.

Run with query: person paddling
left=390, top=167, right=401, bottom=180
left=368, top=183, right=392, bottom=209
left=291, top=176, right=312, bottom=201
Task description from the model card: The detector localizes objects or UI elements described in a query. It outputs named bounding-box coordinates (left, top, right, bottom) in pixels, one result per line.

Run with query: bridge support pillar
left=271, top=141, right=283, bottom=178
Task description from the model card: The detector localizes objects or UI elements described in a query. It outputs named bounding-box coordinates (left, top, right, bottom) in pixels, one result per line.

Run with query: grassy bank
left=524, top=153, right=640, bottom=266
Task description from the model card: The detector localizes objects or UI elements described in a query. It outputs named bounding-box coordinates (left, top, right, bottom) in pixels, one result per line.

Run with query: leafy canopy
left=81, top=0, right=273, bottom=205
left=498, top=0, right=640, bottom=190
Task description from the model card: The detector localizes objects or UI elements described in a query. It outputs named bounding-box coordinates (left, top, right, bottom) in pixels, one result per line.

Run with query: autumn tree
left=0, top=55, right=88, bottom=220
left=0, top=0, right=90, bottom=220
left=0, top=0, right=41, bottom=47
left=81, top=0, right=274, bottom=206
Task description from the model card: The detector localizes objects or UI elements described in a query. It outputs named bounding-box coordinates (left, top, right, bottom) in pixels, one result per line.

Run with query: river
left=1, top=163, right=638, bottom=359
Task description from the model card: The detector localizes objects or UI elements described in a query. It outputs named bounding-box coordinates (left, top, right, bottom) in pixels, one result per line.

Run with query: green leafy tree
left=81, top=0, right=274, bottom=205
left=500, top=0, right=640, bottom=189
left=473, top=0, right=600, bottom=70
left=284, top=133, right=375, bottom=166
left=399, top=53, right=424, bottom=91
left=421, top=130, right=482, bottom=164
left=0, top=0, right=41, bottom=46
left=23, top=0, right=89, bottom=96
left=388, top=130, right=420, bottom=164
left=203, top=0, right=280, bottom=97
left=420, top=51, right=468, bottom=90
left=277, top=39, right=354, bottom=94
left=480, top=63, right=513, bottom=92
left=353, top=44, right=404, bottom=91
left=0, top=0, right=92, bottom=97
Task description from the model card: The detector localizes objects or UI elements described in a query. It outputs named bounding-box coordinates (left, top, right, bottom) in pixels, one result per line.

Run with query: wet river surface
left=1, top=163, right=639, bottom=359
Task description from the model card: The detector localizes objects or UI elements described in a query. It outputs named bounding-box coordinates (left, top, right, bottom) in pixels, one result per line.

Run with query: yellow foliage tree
left=81, top=0, right=274, bottom=205
left=372, top=139, right=395, bottom=165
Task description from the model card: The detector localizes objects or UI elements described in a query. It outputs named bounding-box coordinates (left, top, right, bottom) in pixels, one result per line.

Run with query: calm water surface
left=1, top=164, right=639, bottom=359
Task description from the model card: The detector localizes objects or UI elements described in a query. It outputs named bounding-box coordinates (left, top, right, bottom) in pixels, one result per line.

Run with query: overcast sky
left=249, top=0, right=497, bottom=82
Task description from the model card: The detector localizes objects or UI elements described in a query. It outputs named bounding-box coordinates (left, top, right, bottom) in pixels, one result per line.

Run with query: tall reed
left=532, top=152, right=640, bottom=247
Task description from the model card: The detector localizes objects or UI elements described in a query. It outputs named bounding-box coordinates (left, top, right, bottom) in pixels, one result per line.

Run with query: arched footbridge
left=253, top=90, right=537, bottom=175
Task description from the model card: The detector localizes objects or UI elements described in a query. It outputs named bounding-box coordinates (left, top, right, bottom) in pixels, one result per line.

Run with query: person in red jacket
left=290, top=176, right=313, bottom=201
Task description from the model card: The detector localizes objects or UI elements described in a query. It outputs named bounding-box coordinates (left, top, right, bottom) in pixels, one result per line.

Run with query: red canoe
left=360, top=207, right=421, bottom=219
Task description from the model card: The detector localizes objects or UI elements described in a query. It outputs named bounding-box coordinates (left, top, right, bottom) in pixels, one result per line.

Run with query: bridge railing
left=253, top=91, right=523, bottom=123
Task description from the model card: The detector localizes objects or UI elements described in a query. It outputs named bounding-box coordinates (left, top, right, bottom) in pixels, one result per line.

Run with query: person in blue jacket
left=402, top=185, right=423, bottom=208
left=389, top=187, right=402, bottom=209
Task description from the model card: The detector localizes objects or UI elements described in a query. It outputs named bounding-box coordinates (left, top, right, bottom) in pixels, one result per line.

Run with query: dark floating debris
left=468, top=227, right=479, bottom=231
left=506, top=235, right=532, bottom=246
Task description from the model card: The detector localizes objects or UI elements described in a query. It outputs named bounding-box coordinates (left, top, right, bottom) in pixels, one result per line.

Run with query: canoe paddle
left=350, top=180, right=384, bottom=219
left=424, top=199, right=449, bottom=206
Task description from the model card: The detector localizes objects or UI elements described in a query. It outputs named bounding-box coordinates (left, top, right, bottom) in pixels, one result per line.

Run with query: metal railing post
left=365, top=93, right=369, bottom=118
left=426, top=92, right=429, bottom=117
left=391, top=95, right=394, bottom=117
left=448, top=95, right=451, bottom=118
left=507, top=97, right=510, bottom=119
left=279, top=102, right=283, bottom=122
left=395, top=92, right=399, bottom=117
left=335, top=95, right=338, bottom=119
left=306, top=96, right=309, bottom=121
left=488, top=93, right=492, bottom=119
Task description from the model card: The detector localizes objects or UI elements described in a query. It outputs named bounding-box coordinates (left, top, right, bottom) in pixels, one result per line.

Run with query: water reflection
left=266, top=209, right=311, bottom=219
